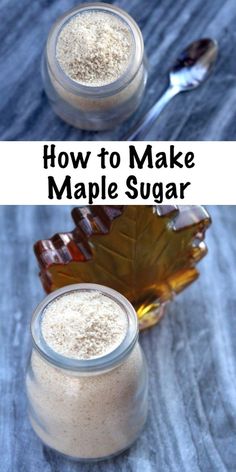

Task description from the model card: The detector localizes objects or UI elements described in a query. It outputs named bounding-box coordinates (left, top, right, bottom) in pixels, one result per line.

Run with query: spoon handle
left=124, top=85, right=179, bottom=141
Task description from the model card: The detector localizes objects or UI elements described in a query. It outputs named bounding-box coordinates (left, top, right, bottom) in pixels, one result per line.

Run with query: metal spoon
left=125, top=38, right=218, bottom=141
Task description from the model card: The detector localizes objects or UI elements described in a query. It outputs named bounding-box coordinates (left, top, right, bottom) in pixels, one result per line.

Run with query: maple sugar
left=56, top=10, right=133, bottom=86
left=26, top=286, right=148, bottom=459
left=42, top=290, right=128, bottom=359
left=43, top=3, right=147, bottom=129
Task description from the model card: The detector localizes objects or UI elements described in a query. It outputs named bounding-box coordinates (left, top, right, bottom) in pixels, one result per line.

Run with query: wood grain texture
left=0, top=205, right=236, bottom=471
left=0, top=0, right=236, bottom=140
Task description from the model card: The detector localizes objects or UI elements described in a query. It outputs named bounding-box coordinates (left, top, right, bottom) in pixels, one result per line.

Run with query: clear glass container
left=42, top=3, right=148, bottom=130
left=34, top=205, right=211, bottom=330
left=26, top=283, right=148, bottom=461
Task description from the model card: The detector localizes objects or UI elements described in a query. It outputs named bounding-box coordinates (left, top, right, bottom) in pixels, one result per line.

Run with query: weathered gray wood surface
left=1, top=205, right=236, bottom=471
left=1, top=0, right=236, bottom=140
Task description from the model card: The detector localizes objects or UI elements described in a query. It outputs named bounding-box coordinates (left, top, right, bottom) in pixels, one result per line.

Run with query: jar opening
left=55, top=8, right=135, bottom=88
left=31, top=284, right=138, bottom=373
left=46, top=2, right=144, bottom=97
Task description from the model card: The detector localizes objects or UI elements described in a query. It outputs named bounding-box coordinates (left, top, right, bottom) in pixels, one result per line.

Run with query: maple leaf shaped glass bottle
left=34, top=205, right=211, bottom=330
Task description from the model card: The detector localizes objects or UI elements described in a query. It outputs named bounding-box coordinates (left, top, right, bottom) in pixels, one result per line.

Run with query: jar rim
left=46, top=2, right=144, bottom=98
left=31, top=283, right=138, bottom=373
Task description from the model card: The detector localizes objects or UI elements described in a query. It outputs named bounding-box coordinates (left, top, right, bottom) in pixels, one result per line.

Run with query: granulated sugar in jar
left=42, top=3, right=148, bottom=130
left=26, top=284, right=148, bottom=461
left=56, top=10, right=132, bottom=87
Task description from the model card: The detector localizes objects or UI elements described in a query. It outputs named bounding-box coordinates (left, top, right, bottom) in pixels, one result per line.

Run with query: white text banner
left=0, top=141, right=235, bottom=204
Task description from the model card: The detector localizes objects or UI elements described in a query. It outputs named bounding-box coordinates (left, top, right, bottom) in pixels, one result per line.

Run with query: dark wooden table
left=1, top=0, right=236, bottom=140
left=1, top=205, right=236, bottom=471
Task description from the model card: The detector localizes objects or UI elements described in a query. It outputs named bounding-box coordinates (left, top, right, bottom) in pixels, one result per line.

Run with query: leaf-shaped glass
left=34, top=205, right=211, bottom=329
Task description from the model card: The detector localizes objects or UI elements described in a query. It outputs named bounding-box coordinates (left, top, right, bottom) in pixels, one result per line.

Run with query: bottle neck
left=31, top=284, right=139, bottom=374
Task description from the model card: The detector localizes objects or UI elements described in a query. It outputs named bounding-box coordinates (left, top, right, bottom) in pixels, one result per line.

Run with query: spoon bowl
left=170, top=38, right=218, bottom=90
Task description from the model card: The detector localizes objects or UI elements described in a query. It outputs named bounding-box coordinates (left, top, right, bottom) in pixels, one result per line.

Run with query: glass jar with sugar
left=42, top=3, right=148, bottom=130
left=26, top=283, right=148, bottom=461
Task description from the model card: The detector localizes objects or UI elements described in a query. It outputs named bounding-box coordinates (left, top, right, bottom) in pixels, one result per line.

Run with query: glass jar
left=26, top=283, right=148, bottom=461
left=42, top=2, right=148, bottom=130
